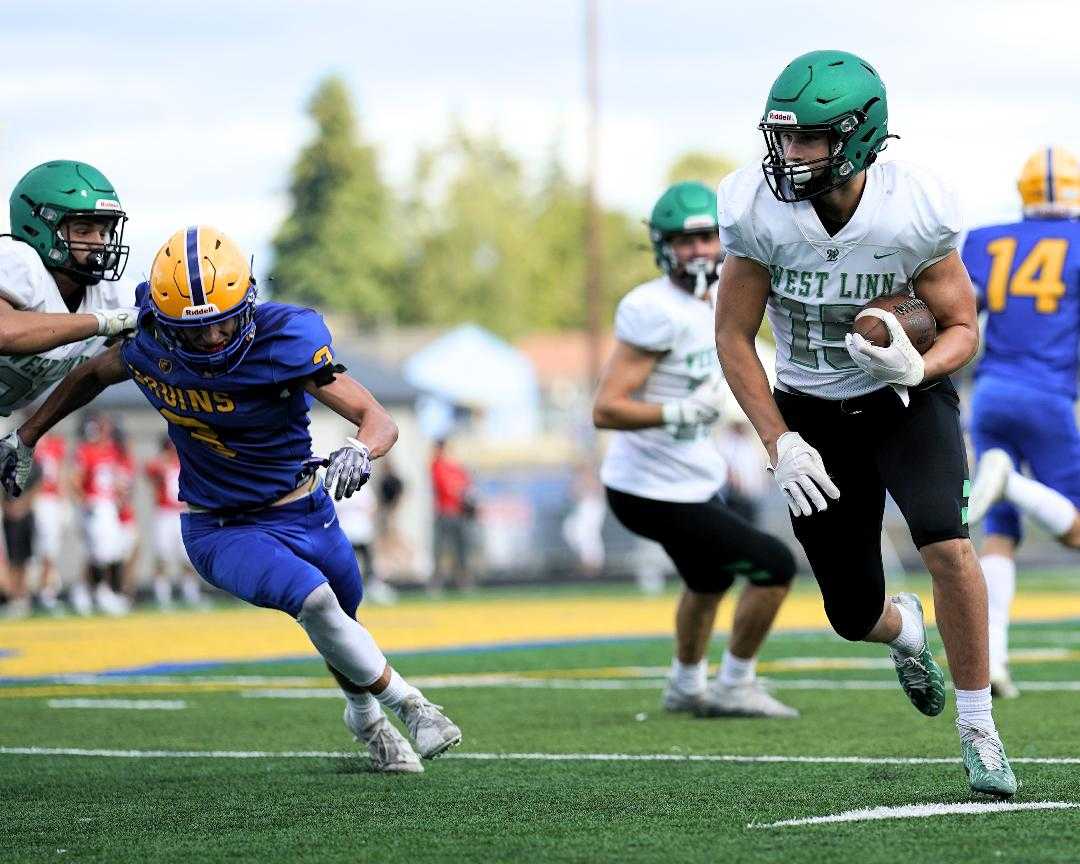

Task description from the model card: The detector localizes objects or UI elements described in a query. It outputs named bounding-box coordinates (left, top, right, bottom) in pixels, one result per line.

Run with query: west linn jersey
left=600, top=276, right=727, bottom=503
left=962, top=218, right=1080, bottom=399
left=717, top=160, right=961, bottom=399
left=121, top=297, right=337, bottom=511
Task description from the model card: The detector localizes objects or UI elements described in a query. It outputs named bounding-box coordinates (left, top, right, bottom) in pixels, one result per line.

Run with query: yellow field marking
left=2, top=591, right=1079, bottom=680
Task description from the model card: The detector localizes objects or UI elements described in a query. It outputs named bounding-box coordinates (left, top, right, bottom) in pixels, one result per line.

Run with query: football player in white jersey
left=594, top=181, right=799, bottom=719
left=0, top=161, right=138, bottom=422
left=714, top=50, right=1016, bottom=797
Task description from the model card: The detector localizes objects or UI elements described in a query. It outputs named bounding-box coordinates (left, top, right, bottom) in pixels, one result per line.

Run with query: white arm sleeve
left=910, top=168, right=963, bottom=279
left=0, top=243, right=45, bottom=309
left=717, top=167, right=770, bottom=267
left=614, top=293, right=675, bottom=352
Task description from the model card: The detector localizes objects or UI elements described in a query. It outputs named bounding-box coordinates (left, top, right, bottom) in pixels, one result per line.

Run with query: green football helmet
left=8, top=160, right=129, bottom=282
left=648, top=181, right=720, bottom=296
left=758, top=50, right=894, bottom=202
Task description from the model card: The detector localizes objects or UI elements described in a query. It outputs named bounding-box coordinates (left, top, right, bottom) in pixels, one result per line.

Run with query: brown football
left=853, top=294, right=937, bottom=354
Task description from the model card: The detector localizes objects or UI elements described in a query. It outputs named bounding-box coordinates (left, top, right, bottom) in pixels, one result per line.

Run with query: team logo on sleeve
left=313, top=346, right=334, bottom=366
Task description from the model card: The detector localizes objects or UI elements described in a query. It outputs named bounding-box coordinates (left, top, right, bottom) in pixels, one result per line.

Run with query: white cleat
left=392, top=696, right=462, bottom=759
left=990, top=667, right=1021, bottom=700
left=68, top=583, right=94, bottom=617
left=661, top=679, right=705, bottom=713
left=968, top=449, right=1013, bottom=526
left=93, top=585, right=130, bottom=617
left=696, top=680, right=800, bottom=719
left=344, top=705, right=423, bottom=774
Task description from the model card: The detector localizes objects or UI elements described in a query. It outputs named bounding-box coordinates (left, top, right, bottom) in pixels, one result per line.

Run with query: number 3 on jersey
left=158, top=408, right=237, bottom=458
left=985, top=237, right=1068, bottom=313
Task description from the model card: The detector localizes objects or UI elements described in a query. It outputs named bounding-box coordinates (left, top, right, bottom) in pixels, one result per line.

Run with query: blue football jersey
left=120, top=297, right=338, bottom=510
left=962, top=217, right=1080, bottom=398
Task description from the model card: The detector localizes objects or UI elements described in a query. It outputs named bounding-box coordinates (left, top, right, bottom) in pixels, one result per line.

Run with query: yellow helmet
left=148, top=225, right=257, bottom=375
left=1017, top=147, right=1080, bottom=218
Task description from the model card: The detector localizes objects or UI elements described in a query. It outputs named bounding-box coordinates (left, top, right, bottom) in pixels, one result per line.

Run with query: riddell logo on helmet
left=181, top=304, right=221, bottom=318
left=94, top=199, right=121, bottom=211
left=767, top=110, right=798, bottom=124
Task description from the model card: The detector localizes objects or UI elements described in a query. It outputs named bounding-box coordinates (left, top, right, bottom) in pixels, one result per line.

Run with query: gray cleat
left=344, top=705, right=423, bottom=774
left=393, top=696, right=462, bottom=759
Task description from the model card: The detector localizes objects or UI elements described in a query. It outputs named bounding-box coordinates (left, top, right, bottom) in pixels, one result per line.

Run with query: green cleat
left=958, top=719, right=1019, bottom=799
left=889, top=593, right=946, bottom=717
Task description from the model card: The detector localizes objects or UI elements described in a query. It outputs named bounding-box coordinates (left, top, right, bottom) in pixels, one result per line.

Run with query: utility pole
left=584, top=0, right=602, bottom=389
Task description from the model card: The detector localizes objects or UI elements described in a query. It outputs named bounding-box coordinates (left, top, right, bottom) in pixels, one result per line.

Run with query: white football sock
left=1004, top=472, right=1077, bottom=537
left=888, top=600, right=926, bottom=656
left=955, top=686, right=995, bottom=729
left=344, top=691, right=384, bottom=729
left=980, top=554, right=1016, bottom=674
left=718, top=650, right=756, bottom=686
left=670, top=658, right=707, bottom=694
left=296, top=583, right=387, bottom=687
left=373, top=669, right=422, bottom=709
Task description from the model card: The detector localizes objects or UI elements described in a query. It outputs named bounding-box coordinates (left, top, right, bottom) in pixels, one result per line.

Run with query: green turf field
left=2, top=583, right=1080, bottom=863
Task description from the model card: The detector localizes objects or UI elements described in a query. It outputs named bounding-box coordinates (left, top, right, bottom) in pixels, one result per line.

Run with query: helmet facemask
left=655, top=228, right=723, bottom=298
left=33, top=205, right=131, bottom=283
left=25, top=203, right=129, bottom=282
left=759, top=112, right=870, bottom=203
left=153, top=288, right=258, bottom=378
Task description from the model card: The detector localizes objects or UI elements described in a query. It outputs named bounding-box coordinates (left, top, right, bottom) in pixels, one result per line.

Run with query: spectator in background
left=430, top=439, right=474, bottom=592
left=376, top=458, right=413, bottom=577
left=1, top=461, right=42, bottom=618
left=335, top=482, right=398, bottom=606
left=112, top=421, right=139, bottom=602
left=146, top=435, right=203, bottom=609
left=73, top=412, right=128, bottom=615
left=31, top=433, right=69, bottom=613
left=717, top=420, right=771, bottom=527
left=562, top=463, right=607, bottom=577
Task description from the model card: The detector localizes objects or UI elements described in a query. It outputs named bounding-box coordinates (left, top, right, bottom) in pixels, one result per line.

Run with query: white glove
left=661, top=372, right=729, bottom=428
left=322, top=437, right=372, bottom=501
left=92, top=307, right=139, bottom=338
left=768, top=431, right=840, bottom=517
left=0, top=430, right=35, bottom=497
left=844, top=308, right=925, bottom=387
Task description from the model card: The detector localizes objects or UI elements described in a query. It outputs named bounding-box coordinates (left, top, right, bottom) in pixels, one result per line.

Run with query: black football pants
left=775, top=379, right=970, bottom=641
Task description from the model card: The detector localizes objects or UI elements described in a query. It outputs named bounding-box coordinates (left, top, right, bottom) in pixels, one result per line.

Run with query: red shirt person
left=429, top=440, right=474, bottom=590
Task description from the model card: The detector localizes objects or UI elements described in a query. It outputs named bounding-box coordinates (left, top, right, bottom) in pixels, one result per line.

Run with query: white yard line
left=47, top=699, right=187, bottom=710
left=239, top=677, right=1080, bottom=695
left=750, top=801, right=1080, bottom=829
left=2, top=746, right=1079, bottom=766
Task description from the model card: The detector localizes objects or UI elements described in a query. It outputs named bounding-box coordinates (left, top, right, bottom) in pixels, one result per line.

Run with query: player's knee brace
left=297, top=583, right=386, bottom=687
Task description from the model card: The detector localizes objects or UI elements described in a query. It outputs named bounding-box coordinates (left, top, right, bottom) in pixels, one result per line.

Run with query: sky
left=2, top=0, right=1079, bottom=280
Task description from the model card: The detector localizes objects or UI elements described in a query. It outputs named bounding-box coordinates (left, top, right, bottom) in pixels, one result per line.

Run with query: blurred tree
left=270, top=76, right=400, bottom=323
left=402, top=128, right=654, bottom=337
left=666, top=151, right=739, bottom=189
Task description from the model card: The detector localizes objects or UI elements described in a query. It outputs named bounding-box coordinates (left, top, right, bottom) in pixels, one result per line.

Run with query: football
left=853, top=293, right=937, bottom=353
